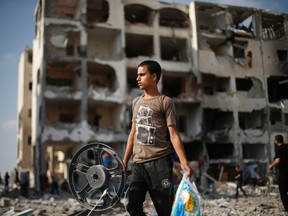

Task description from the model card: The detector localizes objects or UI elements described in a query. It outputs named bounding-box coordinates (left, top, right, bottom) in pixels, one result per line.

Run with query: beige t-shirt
left=132, top=94, right=176, bottom=163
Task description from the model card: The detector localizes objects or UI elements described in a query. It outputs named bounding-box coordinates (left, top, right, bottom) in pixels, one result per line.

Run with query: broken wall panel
left=87, top=62, right=117, bottom=92
left=87, top=102, right=121, bottom=132
left=238, top=110, right=264, bottom=130
left=45, top=60, right=81, bottom=92
left=202, top=73, right=231, bottom=95
left=261, top=12, right=285, bottom=40
left=46, top=25, right=83, bottom=58
left=45, top=100, right=80, bottom=124
left=87, top=28, right=123, bottom=60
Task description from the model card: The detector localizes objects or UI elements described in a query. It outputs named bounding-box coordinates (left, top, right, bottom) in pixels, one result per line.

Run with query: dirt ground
left=0, top=183, right=287, bottom=216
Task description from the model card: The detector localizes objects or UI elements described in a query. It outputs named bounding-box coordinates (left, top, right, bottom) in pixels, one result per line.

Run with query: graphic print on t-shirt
left=136, top=105, right=156, bottom=145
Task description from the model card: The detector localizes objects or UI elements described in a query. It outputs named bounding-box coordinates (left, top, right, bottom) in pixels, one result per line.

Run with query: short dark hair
left=275, top=134, right=284, bottom=143
left=138, top=60, right=162, bottom=83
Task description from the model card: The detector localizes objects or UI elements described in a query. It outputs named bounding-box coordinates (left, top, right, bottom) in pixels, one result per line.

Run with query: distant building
left=17, top=0, right=288, bottom=189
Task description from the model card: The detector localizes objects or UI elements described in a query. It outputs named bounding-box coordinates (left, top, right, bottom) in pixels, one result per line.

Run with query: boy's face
left=136, top=65, right=156, bottom=90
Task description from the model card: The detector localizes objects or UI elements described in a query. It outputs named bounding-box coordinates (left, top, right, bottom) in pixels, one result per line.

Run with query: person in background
left=102, top=151, right=112, bottom=168
left=14, top=168, right=20, bottom=188
left=123, top=60, right=192, bottom=216
left=0, top=173, right=3, bottom=191
left=234, top=165, right=247, bottom=198
left=51, top=171, right=59, bottom=195
left=4, top=172, right=10, bottom=192
left=269, top=134, right=288, bottom=212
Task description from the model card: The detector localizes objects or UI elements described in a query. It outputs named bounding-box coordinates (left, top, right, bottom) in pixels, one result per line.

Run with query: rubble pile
left=201, top=183, right=287, bottom=216
left=0, top=183, right=287, bottom=216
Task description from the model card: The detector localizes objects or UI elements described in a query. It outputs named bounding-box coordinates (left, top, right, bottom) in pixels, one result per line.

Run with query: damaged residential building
left=17, top=0, right=288, bottom=189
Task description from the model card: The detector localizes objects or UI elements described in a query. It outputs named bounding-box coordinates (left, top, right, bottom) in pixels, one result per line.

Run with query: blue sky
left=0, top=0, right=287, bottom=177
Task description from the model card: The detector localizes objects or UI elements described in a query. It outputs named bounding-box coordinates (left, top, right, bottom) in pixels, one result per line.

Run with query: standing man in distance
left=123, top=60, right=192, bottom=216
left=269, top=134, right=288, bottom=212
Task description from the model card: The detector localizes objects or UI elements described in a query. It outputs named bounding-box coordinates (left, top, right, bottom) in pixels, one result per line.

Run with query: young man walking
left=123, top=60, right=192, bottom=216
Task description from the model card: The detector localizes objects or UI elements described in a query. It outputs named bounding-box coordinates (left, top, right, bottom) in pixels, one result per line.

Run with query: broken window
left=203, top=109, right=233, bottom=132
left=277, top=50, right=288, bottom=61
left=87, top=28, right=122, bottom=60
left=87, top=0, right=109, bottom=23
left=159, top=8, right=189, bottom=28
left=242, top=143, right=265, bottom=159
left=29, top=82, right=33, bottom=91
left=160, top=37, right=188, bottom=62
left=45, top=101, right=80, bottom=124
left=57, top=0, right=80, bottom=19
left=87, top=62, right=117, bottom=94
left=28, top=51, right=33, bottom=63
left=270, top=108, right=282, bottom=125
left=206, top=143, right=234, bottom=159
left=46, top=61, right=80, bottom=91
left=267, top=76, right=288, bottom=102
left=162, top=72, right=187, bottom=98
left=125, top=4, right=153, bottom=26
left=203, top=36, right=227, bottom=56
left=236, top=77, right=252, bottom=91
left=277, top=50, right=288, bottom=74
left=261, top=12, right=285, bottom=40
left=238, top=110, right=263, bottom=130
left=49, top=31, right=82, bottom=57
left=202, top=74, right=230, bottom=95
left=125, top=33, right=153, bottom=58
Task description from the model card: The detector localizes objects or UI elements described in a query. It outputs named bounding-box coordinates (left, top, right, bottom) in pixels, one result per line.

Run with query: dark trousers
left=235, top=181, right=247, bottom=197
left=127, top=156, right=174, bottom=216
left=278, top=170, right=288, bottom=211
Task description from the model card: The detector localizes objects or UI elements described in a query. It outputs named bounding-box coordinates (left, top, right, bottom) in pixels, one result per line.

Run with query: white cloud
left=2, top=120, right=17, bottom=128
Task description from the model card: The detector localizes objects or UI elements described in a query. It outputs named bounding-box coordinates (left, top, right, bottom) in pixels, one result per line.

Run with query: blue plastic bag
left=171, top=173, right=203, bottom=216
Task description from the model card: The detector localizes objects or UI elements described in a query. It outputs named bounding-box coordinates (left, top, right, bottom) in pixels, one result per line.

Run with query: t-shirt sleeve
left=163, top=97, right=176, bottom=126
left=275, top=146, right=281, bottom=159
left=131, top=97, right=139, bottom=123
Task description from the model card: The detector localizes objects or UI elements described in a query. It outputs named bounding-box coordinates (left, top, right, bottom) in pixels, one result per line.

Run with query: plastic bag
left=171, top=172, right=203, bottom=216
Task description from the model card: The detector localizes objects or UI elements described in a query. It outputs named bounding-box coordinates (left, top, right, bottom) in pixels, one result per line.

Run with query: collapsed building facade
left=17, top=0, right=288, bottom=189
